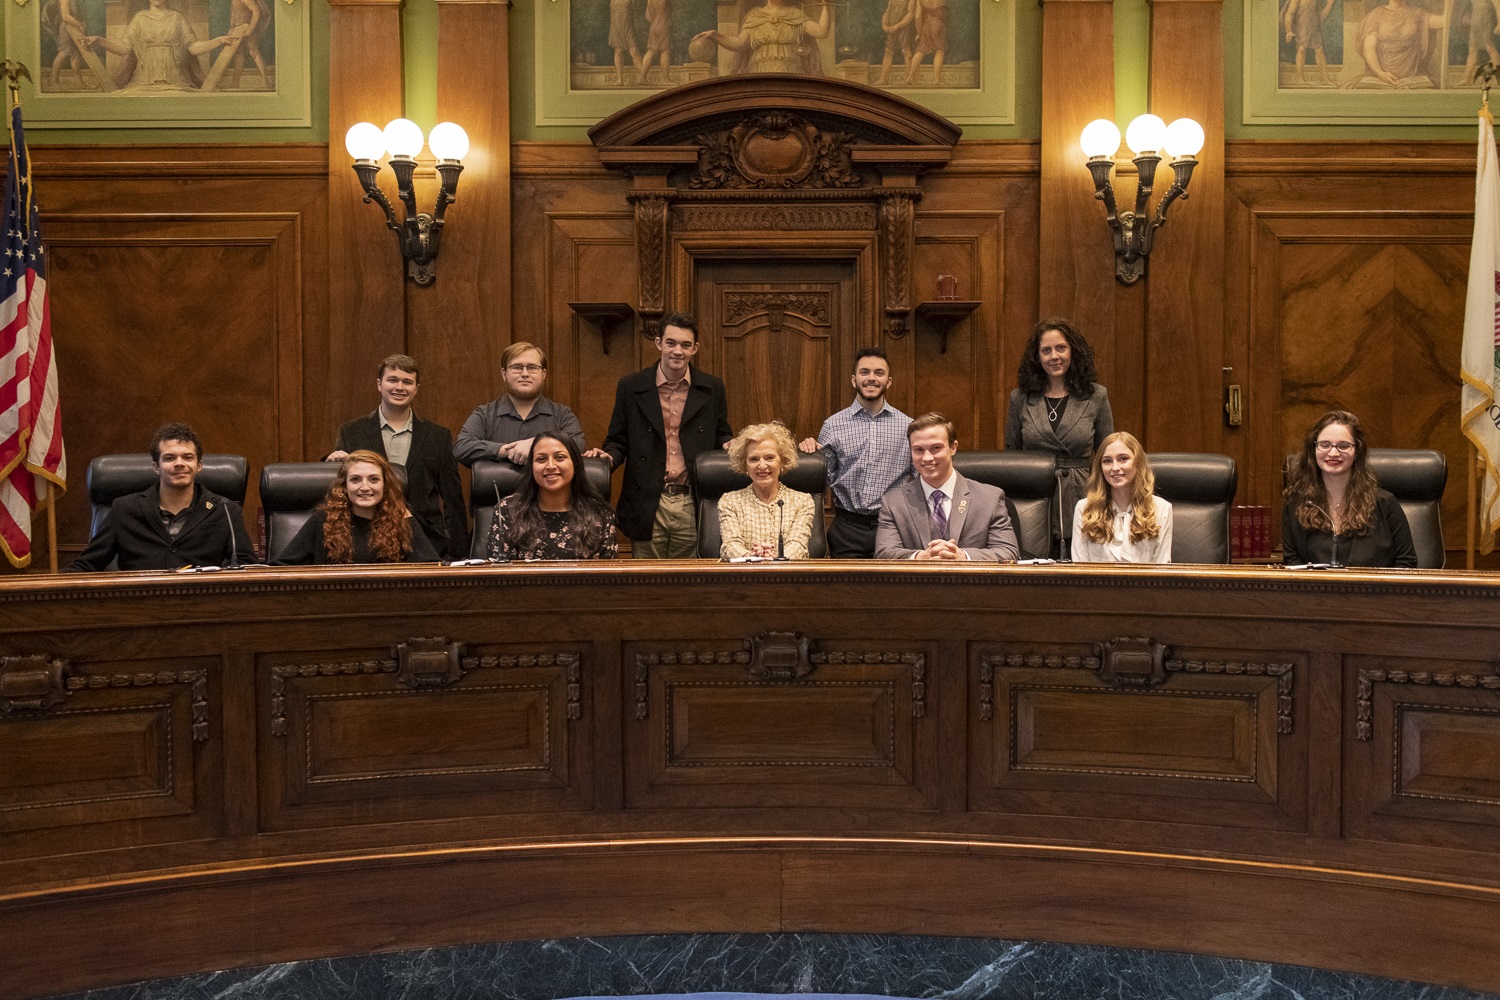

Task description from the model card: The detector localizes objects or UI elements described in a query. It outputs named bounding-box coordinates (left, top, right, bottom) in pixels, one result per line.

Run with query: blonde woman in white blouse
left=719, top=420, right=816, bottom=559
left=1070, top=431, right=1173, bottom=563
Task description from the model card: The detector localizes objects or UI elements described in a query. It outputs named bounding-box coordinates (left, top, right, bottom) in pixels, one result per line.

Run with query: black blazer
left=72, top=483, right=255, bottom=571
left=601, top=364, right=733, bottom=540
left=335, top=413, right=469, bottom=559
left=1282, top=489, right=1418, bottom=568
left=273, top=510, right=441, bottom=565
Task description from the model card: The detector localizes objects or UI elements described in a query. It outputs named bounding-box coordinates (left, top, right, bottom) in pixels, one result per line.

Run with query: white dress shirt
left=1071, top=495, right=1173, bottom=563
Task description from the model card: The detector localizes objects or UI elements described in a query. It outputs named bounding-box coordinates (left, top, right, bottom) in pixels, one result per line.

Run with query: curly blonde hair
left=1078, top=432, right=1162, bottom=545
left=727, top=421, right=799, bottom=475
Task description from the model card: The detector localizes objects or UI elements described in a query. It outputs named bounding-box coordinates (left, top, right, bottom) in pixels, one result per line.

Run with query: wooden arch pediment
left=588, top=76, right=962, bottom=339
left=588, top=75, right=963, bottom=149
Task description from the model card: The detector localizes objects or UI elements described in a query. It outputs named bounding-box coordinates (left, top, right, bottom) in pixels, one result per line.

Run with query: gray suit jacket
left=875, top=473, right=1019, bottom=562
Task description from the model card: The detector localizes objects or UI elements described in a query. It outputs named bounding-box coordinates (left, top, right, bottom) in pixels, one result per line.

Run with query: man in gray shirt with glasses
left=454, top=342, right=588, bottom=467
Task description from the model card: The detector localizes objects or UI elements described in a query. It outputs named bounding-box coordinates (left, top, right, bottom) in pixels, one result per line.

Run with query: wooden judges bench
left=2, top=563, right=1500, bottom=997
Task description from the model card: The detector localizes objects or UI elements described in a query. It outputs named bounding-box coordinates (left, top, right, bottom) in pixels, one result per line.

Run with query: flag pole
left=1469, top=440, right=1478, bottom=569
left=44, top=482, right=57, bottom=573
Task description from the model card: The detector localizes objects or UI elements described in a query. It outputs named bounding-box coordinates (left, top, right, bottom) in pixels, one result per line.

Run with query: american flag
left=0, top=102, right=65, bottom=568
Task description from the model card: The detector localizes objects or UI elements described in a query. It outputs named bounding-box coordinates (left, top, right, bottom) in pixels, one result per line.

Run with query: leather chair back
left=1147, top=453, right=1237, bottom=564
left=259, top=463, right=339, bottom=563
left=1368, top=448, right=1447, bottom=568
left=695, top=449, right=828, bottom=558
left=953, top=451, right=1056, bottom=560
left=88, top=454, right=249, bottom=540
left=469, top=458, right=614, bottom=559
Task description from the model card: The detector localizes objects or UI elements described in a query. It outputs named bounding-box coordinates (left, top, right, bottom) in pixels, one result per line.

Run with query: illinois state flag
left=0, top=103, right=65, bottom=568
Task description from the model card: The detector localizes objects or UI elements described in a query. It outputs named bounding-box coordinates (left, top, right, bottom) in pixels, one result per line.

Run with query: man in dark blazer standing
left=587, top=314, right=732, bottom=557
left=328, top=354, right=469, bottom=559
left=73, top=423, right=256, bottom=571
left=875, top=412, right=1018, bottom=561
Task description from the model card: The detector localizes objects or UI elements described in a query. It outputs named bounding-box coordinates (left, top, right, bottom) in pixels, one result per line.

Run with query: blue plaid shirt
left=816, top=399, right=913, bottom=514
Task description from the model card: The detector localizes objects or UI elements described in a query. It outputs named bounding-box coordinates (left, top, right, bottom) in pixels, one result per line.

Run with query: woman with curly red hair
left=275, top=450, right=440, bottom=564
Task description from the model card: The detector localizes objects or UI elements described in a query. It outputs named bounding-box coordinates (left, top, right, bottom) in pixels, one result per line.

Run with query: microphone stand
left=775, top=498, right=787, bottom=561
left=224, top=501, right=243, bottom=569
left=1301, top=500, right=1344, bottom=568
left=1055, top=468, right=1071, bottom=562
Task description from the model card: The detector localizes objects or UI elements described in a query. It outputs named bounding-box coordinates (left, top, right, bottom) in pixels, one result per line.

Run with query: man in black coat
left=72, top=423, right=256, bottom=571
left=327, top=354, right=469, bottom=559
left=587, top=314, right=733, bottom=557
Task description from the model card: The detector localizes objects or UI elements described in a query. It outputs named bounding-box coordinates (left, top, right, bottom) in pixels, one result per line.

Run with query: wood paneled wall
left=31, top=144, right=328, bottom=561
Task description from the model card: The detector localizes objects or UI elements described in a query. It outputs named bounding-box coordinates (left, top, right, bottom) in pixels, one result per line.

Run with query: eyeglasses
left=1315, top=441, right=1355, bottom=454
left=506, top=364, right=545, bottom=374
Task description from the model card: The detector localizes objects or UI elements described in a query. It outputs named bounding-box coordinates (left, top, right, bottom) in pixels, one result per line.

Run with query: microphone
left=1055, top=468, right=1071, bottom=562
left=224, top=501, right=242, bottom=569
left=1301, top=500, right=1343, bottom=568
left=775, top=498, right=787, bottom=561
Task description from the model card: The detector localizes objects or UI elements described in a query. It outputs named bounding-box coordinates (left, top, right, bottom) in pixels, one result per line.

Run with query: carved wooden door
left=692, top=259, right=859, bottom=439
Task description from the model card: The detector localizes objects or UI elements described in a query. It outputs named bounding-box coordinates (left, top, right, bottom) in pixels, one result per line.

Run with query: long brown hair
left=1079, top=431, right=1161, bottom=544
left=1283, top=410, right=1379, bottom=535
left=319, top=450, right=413, bottom=563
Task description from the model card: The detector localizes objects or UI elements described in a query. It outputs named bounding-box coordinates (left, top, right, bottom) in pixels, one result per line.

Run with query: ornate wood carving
left=0, top=654, right=71, bottom=713
left=1, top=655, right=210, bottom=742
left=982, top=646, right=1295, bottom=733
left=879, top=193, right=915, bottom=337
left=590, top=77, right=954, bottom=338
left=1355, top=666, right=1500, bottom=740
left=634, top=637, right=927, bottom=719
left=272, top=645, right=583, bottom=735
left=724, top=291, right=830, bottom=328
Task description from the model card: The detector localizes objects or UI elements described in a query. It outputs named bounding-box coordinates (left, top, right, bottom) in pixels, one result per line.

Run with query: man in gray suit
left=875, top=412, right=1019, bottom=561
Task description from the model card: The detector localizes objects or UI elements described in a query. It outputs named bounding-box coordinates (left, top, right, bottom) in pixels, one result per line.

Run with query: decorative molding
left=631, top=194, right=669, bottom=335
left=724, top=291, right=830, bottom=328
left=634, top=636, right=926, bottom=719
left=879, top=193, right=915, bottom=337
left=393, top=637, right=466, bottom=690
left=688, top=113, right=863, bottom=192
left=1355, top=666, right=1500, bottom=741
left=1093, top=637, right=1168, bottom=688
left=1, top=655, right=209, bottom=743
left=675, top=205, right=877, bottom=232
left=271, top=644, right=583, bottom=736
left=982, top=646, right=1296, bottom=734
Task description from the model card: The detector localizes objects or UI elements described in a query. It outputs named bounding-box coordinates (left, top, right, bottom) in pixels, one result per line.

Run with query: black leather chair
left=695, top=449, right=828, bottom=558
left=1147, top=453, right=1237, bottom=564
left=953, top=451, right=1057, bottom=560
left=1367, top=448, right=1447, bottom=568
left=88, top=453, right=249, bottom=540
left=468, top=457, right=614, bottom=559
left=259, top=463, right=339, bottom=563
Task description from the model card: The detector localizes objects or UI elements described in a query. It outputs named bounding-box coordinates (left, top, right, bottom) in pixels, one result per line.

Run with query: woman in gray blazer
left=1004, top=318, right=1114, bottom=558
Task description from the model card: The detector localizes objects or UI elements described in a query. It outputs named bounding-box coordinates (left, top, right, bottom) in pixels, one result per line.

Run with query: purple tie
left=931, top=489, right=948, bottom=539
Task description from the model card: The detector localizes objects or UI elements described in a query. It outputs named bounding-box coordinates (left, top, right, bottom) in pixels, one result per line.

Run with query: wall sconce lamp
left=344, top=118, right=470, bottom=287
left=1079, top=114, right=1204, bottom=285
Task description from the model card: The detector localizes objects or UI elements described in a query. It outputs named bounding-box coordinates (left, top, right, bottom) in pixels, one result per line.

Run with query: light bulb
left=428, top=122, right=470, bottom=162
left=1079, top=119, right=1121, bottom=159
left=1125, top=114, right=1168, bottom=156
left=344, top=121, right=385, bottom=162
left=1163, top=117, right=1205, bottom=158
left=382, top=118, right=425, bottom=159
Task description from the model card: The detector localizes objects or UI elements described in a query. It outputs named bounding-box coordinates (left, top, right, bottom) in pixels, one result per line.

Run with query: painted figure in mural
left=692, top=0, right=831, bottom=75
left=1463, top=0, right=1500, bottom=83
left=610, top=0, right=645, bottom=85
left=639, top=0, right=672, bottom=84
left=228, top=0, right=273, bottom=89
left=82, top=0, right=236, bottom=92
left=876, top=0, right=915, bottom=86
left=1282, top=0, right=1336, bottom=86
left=904, top=0, right=947, bottom=85
left=43, top=0, right=96, bottom=90
left=1353, top=0, right=1445, bottom=87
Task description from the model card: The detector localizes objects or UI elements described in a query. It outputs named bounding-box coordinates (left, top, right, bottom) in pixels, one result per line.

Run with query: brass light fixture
left=344, top=118, right=470, bottom=286
left=1079, top=114, right=1204, bottom=285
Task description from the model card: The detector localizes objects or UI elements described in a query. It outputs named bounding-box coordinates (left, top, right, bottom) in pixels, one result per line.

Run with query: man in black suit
left=327, top=354, right=469, bottom=559
left=73, top=423, right=256, bottom=571
left=586, top=314, right=732, bottom=557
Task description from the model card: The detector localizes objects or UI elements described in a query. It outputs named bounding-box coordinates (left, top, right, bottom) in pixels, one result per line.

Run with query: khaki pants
left=635, top=492, right=697, bottom=558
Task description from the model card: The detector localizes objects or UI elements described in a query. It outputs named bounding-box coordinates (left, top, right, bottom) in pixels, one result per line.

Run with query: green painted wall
left=504, top=0, right=1042, bottom=141
left=19, top=0, right=329, bottom=145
